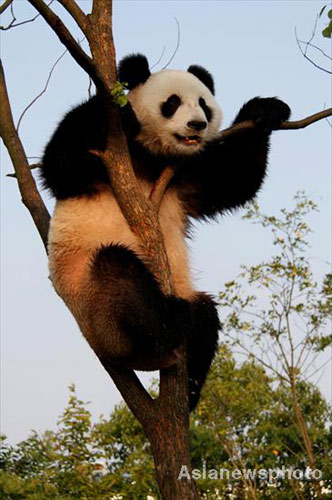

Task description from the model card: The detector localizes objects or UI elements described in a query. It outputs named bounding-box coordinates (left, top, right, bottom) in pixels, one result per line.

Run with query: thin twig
left=295, top=26, right=331, bottom=75
left=27, top=0, right=103, bottom=90
left=297, top=38, right=332, bottom=61
left=17, top=48, right=67, bottom=132
left=0, top=0, right=55, bottom=30
left=304, top=356, right=332, bottom=381
left=87, top=77, right=93, bottom=98
left=150, top=45, right=166, bottom=70
left=0, top=0, right=13, bottom=15
left=6, top=162, right=41, bottom=178
left=161, top=17, right=180, bottom=70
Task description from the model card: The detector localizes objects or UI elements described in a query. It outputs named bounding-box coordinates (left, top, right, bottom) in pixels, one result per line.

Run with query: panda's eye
left=161, top=94, right=181, bottom=118
left=199, top=97, right=213, bottom=122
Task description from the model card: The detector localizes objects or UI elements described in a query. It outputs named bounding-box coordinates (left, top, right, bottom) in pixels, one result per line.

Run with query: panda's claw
left=235, top=97, right=291, bottom=131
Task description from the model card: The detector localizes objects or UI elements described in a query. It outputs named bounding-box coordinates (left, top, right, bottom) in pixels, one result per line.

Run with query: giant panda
left=41, top=53, right=290, bottom=410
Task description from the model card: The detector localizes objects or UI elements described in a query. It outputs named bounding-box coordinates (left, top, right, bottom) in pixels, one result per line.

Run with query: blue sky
left=1, top=0, right=331, bottom=443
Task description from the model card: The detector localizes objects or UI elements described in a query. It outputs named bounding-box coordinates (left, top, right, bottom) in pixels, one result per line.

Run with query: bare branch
left=0, top=0, right=13, bottom=15
left=57, top=0, right=88, bottom=33
left=295, top=26, right=332, bottom=75
left=219, top=107, right=332, bottom=140
left=87, top=76, right=93, bottom=98
left=280, top=107, right=332, bottom=129
left=149, top=166, right=175, bottom=210
left=99, top=359, right=155, bottom=425
left=304, top=356, right=332, bottom=381
left=150, top=45, right=166, bottom=70
left=0, top=60, right=50, bottom=248
left=297, top=38, right=332, bottom=61
left=27, top=0, right=105, bottom=90
left=17, top=48, right=67, bottom=132
left=0, top=0, right=55, bottom=30
left=6, top=162, right=41, bottom=178
left=161, top=17, right=180, bottom=70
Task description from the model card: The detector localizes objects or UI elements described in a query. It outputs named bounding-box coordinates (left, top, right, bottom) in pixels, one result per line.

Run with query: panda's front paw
left=237, top=97, right=291, bottom=131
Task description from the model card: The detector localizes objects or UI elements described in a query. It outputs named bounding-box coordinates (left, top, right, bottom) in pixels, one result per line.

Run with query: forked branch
left=57, top=0, right=87, bottom=33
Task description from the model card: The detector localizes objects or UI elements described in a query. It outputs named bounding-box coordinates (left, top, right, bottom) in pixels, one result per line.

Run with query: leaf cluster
left=320, top=5, right=332, bottom=38
left=110, top=82, right=128, bottom=108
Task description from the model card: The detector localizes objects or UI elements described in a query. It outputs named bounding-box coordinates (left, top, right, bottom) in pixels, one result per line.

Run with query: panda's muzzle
left=187, top=120, right=207, bottom=131
left=174, top=133, right=202, bottom=145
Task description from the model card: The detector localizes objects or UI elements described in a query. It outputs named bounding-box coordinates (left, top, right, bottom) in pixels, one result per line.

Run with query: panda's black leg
left=187, top=292, right=220, bottom=411
left=92, top=244, right=193, bottom=359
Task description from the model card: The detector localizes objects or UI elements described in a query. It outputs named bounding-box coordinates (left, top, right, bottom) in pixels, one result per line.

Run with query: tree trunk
left=145, top=363, right=199, bottom=499
left=290, top=372, right=322, bottom=498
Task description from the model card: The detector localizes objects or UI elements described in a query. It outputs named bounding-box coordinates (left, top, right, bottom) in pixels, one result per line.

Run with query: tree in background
left=219, top=193, right=331, bottom=498
left=192, top=347, right=331, bottom=499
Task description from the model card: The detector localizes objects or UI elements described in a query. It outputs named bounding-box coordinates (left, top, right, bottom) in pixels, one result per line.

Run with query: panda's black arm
left=41, top=97, right=139, bottom=200
left=41, top=96, right=110, bottom=199
left=174, top=97, right=290, bottom=219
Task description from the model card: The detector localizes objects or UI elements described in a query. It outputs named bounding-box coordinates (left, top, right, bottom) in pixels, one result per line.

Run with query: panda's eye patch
left=199, top=97, right=213, bottom=122
left=161, top=94, right=182, bottom=118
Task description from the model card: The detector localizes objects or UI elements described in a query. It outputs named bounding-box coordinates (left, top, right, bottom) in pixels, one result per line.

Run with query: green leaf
left=328, top=8, right=332, bottom=19
left=322, top=23, right=332, bottom=38
left=110, top=81, right=128, bottom=107
left=118, top=95, right=128, bottom=107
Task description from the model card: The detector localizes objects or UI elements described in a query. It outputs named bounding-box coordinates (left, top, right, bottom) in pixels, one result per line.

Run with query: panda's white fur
left=129, top=70, right=222, bottom=155
left=48, top=181, right=194, bottom=314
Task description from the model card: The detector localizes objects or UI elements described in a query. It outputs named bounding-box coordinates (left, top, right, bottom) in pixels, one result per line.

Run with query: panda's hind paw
left=166, top=295, right=194, bottom=338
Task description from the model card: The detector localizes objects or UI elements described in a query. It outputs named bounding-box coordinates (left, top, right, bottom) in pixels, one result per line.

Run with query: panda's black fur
left=41, top=54, right=290, bottom=410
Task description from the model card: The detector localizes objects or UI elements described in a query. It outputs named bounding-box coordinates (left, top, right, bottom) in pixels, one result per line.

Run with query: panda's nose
left=187, top=120, right=207, bottom=131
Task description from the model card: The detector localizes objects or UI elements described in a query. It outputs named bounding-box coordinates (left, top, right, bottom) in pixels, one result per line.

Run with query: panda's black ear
left=187, top=65, right=215, bottom=95
left=118, top=54, right=151, bottom=90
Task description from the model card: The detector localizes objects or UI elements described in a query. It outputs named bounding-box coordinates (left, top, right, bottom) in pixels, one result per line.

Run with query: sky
left=1, top=0, right=331, bottom=444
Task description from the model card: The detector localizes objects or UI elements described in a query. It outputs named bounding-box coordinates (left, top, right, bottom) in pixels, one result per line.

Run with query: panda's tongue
left=185, top=136, right=201, bottom=144
left=174, top=133, right=201, bottom=145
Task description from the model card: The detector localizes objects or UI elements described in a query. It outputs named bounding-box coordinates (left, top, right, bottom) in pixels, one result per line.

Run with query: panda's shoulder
left=57, top=95, right=106, bottom=129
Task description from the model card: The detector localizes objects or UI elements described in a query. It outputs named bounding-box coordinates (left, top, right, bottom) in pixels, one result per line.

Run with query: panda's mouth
left=174, top=133, right=202, bottom=145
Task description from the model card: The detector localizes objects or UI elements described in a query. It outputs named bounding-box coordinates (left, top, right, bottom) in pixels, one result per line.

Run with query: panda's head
left=118, top=54, right=222, bottom=156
